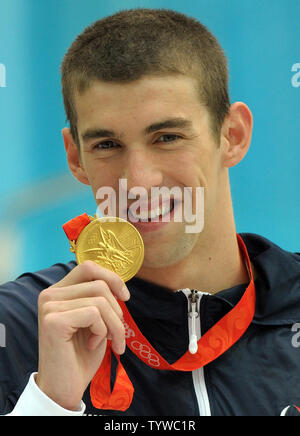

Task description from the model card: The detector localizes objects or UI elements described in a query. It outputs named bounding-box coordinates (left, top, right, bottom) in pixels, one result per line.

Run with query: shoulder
left=240, top=232, right=300, bottom=262
left=239, top=233, right=300, bottom=324
left=240, top=232, right=300, bottom=283
left=0, top=261, right=77, bottom=321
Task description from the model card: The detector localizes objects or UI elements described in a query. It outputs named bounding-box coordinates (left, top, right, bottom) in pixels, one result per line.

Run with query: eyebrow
left=144, top=117, right=193, bottom=134
left=81, top=117, right=193, bottom=143
left=81, top=128, right=117, bottom=143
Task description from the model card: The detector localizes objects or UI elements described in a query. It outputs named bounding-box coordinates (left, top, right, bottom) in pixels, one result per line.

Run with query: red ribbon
left=63, top=213, right=91, bottom=242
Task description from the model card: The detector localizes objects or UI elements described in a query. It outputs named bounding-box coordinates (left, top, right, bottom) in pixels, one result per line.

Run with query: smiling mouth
left=127, top=198, right=175, bottom=222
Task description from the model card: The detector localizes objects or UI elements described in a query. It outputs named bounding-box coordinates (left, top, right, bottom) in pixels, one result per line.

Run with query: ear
left=220, top=102, right=253, bottom=168
left=62, top=127, right=90, bottom=185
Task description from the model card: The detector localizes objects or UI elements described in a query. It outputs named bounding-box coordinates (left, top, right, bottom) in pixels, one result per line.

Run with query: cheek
left=174, top=151, right=207, bottom=187
left=176, top=150, right=219, bottom=217
left=83, top=156, right=118, bottom=186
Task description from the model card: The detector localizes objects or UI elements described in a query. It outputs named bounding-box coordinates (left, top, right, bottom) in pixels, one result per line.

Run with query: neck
left=138, top=230, right=250, bottom=295
left=137, top=174, right=256, bottom=294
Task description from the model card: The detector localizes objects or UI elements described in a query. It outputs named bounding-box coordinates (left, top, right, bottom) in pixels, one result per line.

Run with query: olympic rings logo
left=130, top=340, right=161, bottom=367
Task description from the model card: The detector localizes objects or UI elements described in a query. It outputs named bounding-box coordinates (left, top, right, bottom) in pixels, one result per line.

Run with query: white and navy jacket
left=0, top=233, right=299, bottom=416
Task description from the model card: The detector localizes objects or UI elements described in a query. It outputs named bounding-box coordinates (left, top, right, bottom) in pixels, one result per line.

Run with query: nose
left=121, top=149, right=164, bottom=192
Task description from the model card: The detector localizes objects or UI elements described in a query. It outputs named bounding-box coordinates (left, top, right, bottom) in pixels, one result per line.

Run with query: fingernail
left=122, top=285, right=130, bottom=300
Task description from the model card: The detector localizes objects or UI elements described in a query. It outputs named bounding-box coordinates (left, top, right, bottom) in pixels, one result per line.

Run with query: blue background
left=0, top=0, right=299, bottom=283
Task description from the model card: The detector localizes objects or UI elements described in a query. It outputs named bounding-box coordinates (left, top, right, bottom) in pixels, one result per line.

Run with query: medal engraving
left=75, top=217, right=144, bottom=282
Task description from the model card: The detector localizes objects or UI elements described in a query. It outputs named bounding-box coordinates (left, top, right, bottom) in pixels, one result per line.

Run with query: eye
left=93, top=140, right=120, bottom=150
left=156, top=134, right=181, bottom=143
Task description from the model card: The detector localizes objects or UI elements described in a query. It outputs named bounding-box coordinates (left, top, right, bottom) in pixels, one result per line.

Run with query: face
left=66, top=75, right=229, bottom=269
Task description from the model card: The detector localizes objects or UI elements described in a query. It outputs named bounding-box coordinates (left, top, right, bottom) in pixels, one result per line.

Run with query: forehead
left=74, top=75, right=206, bottom=132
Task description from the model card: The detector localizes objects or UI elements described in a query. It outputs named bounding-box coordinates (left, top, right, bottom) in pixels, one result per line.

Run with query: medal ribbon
left=63, top=213, right=91, bottom=242
left=63, top=214, right=256, bottom=412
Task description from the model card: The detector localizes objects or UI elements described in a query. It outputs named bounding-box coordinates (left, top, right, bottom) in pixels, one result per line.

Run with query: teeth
left=151, top=207, right=161, bottom=219
left=160, top=205, right=171, bottom=216
left=130, top=203, right=173, bottom=220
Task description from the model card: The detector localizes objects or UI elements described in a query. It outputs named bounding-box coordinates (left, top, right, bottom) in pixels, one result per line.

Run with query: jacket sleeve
left=4, top=373, right=85, bottom=416
left=0, top=279, right=39, bottom=414
left=0, top=262, right=76, bottom=414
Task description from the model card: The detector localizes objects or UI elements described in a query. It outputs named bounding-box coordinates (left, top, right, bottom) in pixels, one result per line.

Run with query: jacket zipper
left=180, top=288, right=212, bottom=416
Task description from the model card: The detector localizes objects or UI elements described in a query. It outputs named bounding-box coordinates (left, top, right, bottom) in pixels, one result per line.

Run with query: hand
left=36, top=260, right=130, bottom=411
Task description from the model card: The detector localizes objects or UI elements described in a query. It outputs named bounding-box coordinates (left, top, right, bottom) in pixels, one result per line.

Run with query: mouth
left=127, top=198, right=175, bottom=222
left=126, top=198, right=177, bottom=233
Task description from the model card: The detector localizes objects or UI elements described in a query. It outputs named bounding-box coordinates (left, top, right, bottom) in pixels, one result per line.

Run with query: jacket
left=0, top=233, right=299, bottom=416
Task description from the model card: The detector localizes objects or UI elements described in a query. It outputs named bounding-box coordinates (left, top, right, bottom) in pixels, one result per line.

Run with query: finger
left=42, top=301, right=126, bottom=355
left=87, top=314, right=107, bottom=351
left=88, top=332, right=107, bottom=351
left=99, top=302, right=126, bottom=355
left=42, top=294, right=124, bottom=321
left=43, top=306, right=107, bottom=345
left=42, top=279, right=123, bottom=313
left=49, top=260, right=130, bottom=301
left=44, top=278, right=127, bottom=310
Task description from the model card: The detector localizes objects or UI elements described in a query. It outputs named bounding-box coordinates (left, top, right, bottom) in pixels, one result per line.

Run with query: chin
left=142, top=237, right=197, bottom=269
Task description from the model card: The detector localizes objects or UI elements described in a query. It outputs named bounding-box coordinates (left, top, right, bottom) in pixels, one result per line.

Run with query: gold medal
left=73, top=216, right=144, bottom=282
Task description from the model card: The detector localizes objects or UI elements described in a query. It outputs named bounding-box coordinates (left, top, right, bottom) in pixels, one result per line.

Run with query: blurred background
left=0, top=0, right=299, bottom=283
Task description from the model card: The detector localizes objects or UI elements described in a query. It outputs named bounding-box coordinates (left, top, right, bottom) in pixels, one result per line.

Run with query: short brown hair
left=61, top=8, right=231, bottom=145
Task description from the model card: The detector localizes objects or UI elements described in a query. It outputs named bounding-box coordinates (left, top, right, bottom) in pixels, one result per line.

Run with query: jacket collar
left=127, top=233, right=300, bottom=325
left=206, top=233, right=300, bottom=325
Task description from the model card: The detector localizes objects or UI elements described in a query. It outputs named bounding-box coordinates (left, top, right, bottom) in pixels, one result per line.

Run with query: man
left=1, top=8, right=299, bottom=416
